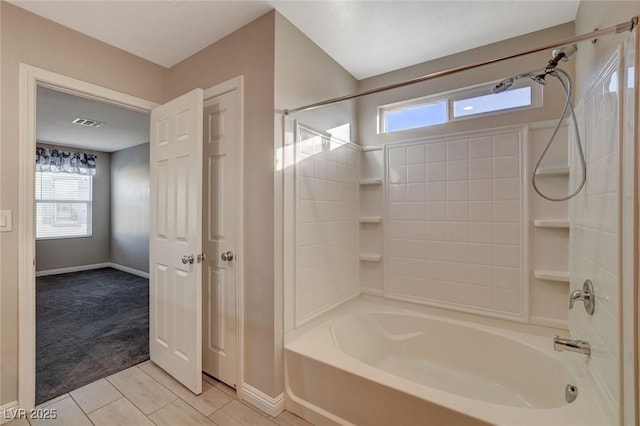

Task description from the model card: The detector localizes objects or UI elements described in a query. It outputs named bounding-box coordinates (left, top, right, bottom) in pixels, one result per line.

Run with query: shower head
left=492, top=77, right=515, bottom=93
left=492, top=69, right=549, bottom=93
left=524, top=69, right=549, bottom=85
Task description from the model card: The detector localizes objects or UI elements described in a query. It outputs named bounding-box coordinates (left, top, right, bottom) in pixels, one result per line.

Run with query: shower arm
left=284, top=16, right=638, bottom=115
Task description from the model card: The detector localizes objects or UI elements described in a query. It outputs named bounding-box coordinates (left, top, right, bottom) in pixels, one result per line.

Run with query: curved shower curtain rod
left=284, top=16, right=638, bottom=115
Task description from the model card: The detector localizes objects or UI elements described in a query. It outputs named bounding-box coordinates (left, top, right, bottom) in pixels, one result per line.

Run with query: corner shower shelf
left=359, top=254, right=382, bottom=262
left=533, top=219, right=570, bottom=229
left=535, top=166, right=570, bottom=177
left=534, top=269, right=570, bottom=283
left=360, top=216, right=383, bottom=223
left=361, top=145, right=383, bottom=152
left=359, top=178, right=383, bottom=186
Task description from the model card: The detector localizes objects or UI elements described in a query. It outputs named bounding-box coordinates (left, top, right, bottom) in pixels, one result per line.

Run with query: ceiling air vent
left=72, top=117, right=104, bottom=128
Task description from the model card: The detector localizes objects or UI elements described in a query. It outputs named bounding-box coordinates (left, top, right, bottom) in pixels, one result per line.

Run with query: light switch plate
left=0, top=210, right=13, bottom=232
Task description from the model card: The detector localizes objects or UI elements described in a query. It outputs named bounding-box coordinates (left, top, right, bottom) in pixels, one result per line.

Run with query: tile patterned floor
left=6, top=362, right=312, bottom=426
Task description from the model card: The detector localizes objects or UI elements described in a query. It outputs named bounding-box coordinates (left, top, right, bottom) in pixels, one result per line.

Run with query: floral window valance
left=36, top=147, right=97, bottom=175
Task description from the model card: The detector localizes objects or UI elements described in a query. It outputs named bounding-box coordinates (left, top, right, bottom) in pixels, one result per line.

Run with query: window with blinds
left=35, top=172, right=93, bottom=240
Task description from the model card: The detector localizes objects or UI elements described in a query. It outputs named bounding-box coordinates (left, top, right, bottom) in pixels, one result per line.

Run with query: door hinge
left=197, top=253, right=206, bottom=263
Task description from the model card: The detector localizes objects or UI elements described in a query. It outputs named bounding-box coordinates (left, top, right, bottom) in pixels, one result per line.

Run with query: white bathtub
left=285, top=298, right=610, bottom=425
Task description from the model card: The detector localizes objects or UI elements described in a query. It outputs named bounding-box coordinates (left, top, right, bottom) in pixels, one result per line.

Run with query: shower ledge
left=359, top=178, right=383, bottom=185
left=359, top=254, right=382, bottom=262
left=359, top=216, right=383, bottom=223
left=533, top=219, right=570, bottom=229
left=534, top=166, right=569, bottom=176
left=534, top=270, right=570, bottom=283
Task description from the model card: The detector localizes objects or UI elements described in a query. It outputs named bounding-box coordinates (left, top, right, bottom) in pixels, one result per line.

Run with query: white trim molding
left=35, top=263, right=111, bottom=277
left=0, top=401, right=19, bottom=425
left=203, top=75, right=246, bottom=395
left=18, top=63, right=159, bottom=411
left=35, top=262, right=149, bottom=279
left=238, top=383, right=285, bottom=417
left=108, top=263, right=150, bottom=279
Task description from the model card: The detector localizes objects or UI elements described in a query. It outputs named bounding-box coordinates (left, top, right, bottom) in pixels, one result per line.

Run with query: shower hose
left=531, top=67, right=586, bottom=202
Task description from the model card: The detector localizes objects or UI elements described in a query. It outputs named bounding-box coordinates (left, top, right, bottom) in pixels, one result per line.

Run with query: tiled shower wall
left=384, top=130, right=526, bottom=319
left=294, top=124, right=359, bottom=326
left=569, top=51, right=621, bottom=421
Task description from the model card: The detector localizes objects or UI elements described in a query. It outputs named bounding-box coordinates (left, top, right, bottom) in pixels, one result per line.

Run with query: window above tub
left=378, top=79, right=542, bottom=134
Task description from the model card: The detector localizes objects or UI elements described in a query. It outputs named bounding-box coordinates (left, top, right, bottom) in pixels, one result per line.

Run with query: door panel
left=202, top=89, right=239, bottom=387
left=150, top=88, right=204, bottom=394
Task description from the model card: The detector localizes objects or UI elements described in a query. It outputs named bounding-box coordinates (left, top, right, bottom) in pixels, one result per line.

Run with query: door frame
left=17, top=64, right=159, bottom=409
left=17, top=65, right=245, bottom=410
left=202, top=76, right=245, bottom=392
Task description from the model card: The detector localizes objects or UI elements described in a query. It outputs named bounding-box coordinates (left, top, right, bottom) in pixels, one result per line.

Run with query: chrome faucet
left=554, top=335, right=591, bottom=356
left=569, top=279, right=595, bottom=315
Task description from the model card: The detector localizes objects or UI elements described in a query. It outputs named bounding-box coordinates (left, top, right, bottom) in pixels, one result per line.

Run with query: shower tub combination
left=285, top=299, right=610, bottom=425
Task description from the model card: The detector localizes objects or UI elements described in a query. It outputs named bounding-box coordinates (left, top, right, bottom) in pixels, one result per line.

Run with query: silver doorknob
left=182, top=254, right=195, bottom=264
left=221, top=251, right=234, bottom=262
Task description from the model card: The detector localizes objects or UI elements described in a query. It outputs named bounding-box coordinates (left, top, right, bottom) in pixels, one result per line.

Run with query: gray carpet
left=36, top=267, right=149, bottom=404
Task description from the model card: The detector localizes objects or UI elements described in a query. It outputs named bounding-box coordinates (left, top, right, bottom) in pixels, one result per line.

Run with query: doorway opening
left=18, top=66, right=245, bottom=411
left=34, top=85, right=152, bottom=404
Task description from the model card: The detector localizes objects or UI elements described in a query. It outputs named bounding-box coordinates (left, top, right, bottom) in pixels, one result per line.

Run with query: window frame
left=378, top=78, right=543, bottom=134
left=379, top=98, right=449, bottom=134
left=35, top=172, right=93, bottom=240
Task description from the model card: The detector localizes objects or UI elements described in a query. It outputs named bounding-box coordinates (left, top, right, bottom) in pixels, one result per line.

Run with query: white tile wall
left=384, top=131, right=524, bottom=317
left=295, top=125, right=359, bottom=325
left=569, top=52, right=621, bottom=420
left=621, top=33, right=637, bottom=426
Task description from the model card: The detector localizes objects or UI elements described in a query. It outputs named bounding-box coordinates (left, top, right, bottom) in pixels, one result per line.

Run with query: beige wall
left=357, top=22, right=575, bottom=146
left=111, top=143, right=150, bottom=273
left=167, top=11, right=278, bottom=397
left=275, top=12, right=358, bottom=140
left=0, top=1, right=167, bottom=405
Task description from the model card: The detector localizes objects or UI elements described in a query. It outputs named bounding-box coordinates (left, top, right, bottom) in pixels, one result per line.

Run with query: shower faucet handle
left=569, top=280, right=595, bottom=315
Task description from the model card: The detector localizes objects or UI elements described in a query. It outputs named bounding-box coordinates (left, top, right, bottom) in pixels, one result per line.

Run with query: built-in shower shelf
left=360, top=216, right=383, bottom=223
left=535, top=166, right=570, bottom=177
left=359, top=254, right=382, bottom=262
left=359, top=178, right=383, bottom=186
left=534, top=270, right=570, bottom=283
left=534, top=219, right=570, bottom=229
left=361, top=145, right=383, bottom=152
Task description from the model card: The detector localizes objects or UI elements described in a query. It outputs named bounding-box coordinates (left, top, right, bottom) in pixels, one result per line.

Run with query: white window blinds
left=35, top=172, right=93, bottom=240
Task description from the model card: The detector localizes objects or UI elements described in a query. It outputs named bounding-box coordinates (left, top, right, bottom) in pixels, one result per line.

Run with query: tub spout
left=554, top=336, right=591, bottom=356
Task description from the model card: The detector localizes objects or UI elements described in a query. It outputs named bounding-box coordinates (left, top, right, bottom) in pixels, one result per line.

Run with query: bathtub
left=285, top=298, right=610, bottom=425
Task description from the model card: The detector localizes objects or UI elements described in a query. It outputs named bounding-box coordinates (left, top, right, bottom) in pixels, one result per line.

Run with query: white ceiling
left=274, top=1, right=580, bottom=79
left=37, top=86, right=150, bottom=153
left=10, top=0, right=580, bottom=80
left=25, top=1, right=580, bottom=151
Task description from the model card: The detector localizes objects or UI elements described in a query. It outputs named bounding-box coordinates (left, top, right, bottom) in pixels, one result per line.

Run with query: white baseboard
left=36, top=263, right=111, bottom=277
left=238, top=383, right=285, bottom=417
left=1, top=401, right=19, bottom=425
left=109, top=263, right=149, bottom=279
left=36, top=262, right=149, bottom=279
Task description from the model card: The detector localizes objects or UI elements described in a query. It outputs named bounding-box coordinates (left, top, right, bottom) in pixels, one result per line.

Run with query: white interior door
left=202, top=88, right=240, bottom=388
left=149, top=88, right=204, bottom=394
